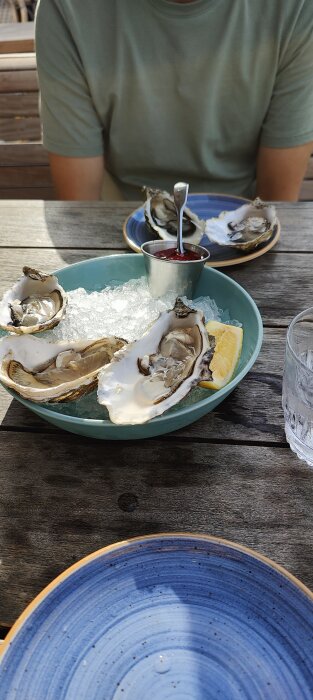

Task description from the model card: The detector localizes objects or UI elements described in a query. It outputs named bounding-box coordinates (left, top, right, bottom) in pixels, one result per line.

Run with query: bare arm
left=48, top=154, right=124, bottom=201
left=49, top=154, right=104, bottom=200
left=256, top=144, right=313, bottom=202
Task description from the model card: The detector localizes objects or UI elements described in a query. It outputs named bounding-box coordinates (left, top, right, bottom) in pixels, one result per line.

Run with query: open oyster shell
left=0, top=334, right=126, bottom=403
left=144, top=187, right=206, bottom=244
left=0, top=267, right=67, bottom=335
left=97, top=298, right=215, bottom=425
left=205, top=198, right=278, bottom=252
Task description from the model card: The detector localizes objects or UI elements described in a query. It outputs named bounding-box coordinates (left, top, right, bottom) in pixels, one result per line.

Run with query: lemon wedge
left=199, top=320, right=243, bottom=390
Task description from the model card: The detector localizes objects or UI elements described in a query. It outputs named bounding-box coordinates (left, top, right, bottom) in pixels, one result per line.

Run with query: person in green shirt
left=35, top=0, right=313, bottom=201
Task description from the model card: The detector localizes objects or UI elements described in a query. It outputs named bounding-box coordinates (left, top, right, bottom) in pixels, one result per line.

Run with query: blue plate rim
left=1, top=531, right=313, bottom=663
left=122, top=193, right=280, bottom=267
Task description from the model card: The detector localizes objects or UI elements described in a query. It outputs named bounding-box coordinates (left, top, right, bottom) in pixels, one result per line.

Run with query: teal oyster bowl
left=1, top=254, right=262, bottom=440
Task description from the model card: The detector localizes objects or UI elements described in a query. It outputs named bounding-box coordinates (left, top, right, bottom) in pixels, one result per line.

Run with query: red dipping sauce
left=153, top=247, right=204, bottom=261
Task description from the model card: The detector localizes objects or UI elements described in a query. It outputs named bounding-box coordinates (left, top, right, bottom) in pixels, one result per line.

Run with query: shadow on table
left=42, top=201, right=136, bottom=267
left=1, top=392, right=313, bottom=633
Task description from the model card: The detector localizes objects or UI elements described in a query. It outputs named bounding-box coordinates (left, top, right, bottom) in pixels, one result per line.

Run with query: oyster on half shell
left=97, top=298, right=215, bottom=425
left=0, top=334, right=126, bottom=403
left=144, top=187, right=206, bottom=244
left=0, top=267, right=67, bottom=334
left=205, top=198, right=278, bottom=252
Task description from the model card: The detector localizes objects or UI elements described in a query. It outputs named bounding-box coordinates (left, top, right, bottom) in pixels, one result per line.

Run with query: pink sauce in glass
left=153, top=247, right=204, bottom=261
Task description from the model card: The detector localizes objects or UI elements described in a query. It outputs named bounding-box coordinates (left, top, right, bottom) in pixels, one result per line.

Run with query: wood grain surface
left=0, top=201, right=313, bottom=250
left=0, top=437, right=312, bottom=627
left=0, top=23, right=35, bottom=54
left=0, top=115, right=41, bottom=141
left=0, top=200, right=313, bottom=631
left=0, top=143, right=48, bottom=166
left=0, top=187, right=55, bottom=200
left=0, top=92, right=39, bottom=117
left=0, top=53, right=36, bottom=72
left=0, top=164, right=53, bottom=188
left=0, top=69, right=38, bottom=93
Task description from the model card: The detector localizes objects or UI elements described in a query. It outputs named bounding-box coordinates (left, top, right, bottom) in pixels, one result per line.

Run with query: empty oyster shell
left=97, top=298, right=215, bottom=425
left=144, top=187, right=206, bottom=244
left=205, top=198, right=278, bottom=252
left=0, top=334, right=126, bottom=403
left=0, top=267, right=67, bottom=334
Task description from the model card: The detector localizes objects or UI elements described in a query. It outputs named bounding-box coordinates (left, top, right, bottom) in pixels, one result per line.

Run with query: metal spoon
left=173, top=181, right=189, bottom=255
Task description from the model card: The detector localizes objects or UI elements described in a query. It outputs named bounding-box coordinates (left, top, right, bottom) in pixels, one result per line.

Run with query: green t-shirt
left=35, top=0, right=313, bottom=200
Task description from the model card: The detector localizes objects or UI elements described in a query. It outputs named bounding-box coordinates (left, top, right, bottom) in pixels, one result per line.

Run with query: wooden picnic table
left=0, top=199, right=313, bottom=635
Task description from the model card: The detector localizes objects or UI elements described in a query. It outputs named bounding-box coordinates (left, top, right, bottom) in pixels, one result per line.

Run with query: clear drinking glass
left=282, top=307, right=313, bottom=467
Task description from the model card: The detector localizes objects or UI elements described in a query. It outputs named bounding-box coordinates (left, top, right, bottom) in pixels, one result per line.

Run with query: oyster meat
left=144, top=187, right=206, bottom=244
left=205, top=198, right=278, bottom=252
left=0, top=267, right=67, bottom=334
left=0, top=334, right=126, bottom=403
left=97, top=298, right=215, bottom=425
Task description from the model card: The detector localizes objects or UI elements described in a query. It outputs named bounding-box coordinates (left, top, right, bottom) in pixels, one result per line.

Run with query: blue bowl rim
left=3, top=254, right=263, bottom=427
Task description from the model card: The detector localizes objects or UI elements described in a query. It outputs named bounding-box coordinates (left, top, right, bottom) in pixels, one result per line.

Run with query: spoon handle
left=173, top=182, right=189, bottom=255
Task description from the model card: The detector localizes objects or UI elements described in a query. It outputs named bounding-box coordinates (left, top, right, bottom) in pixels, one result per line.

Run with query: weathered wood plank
left=0, top=53, right=36, bottom=71
left=0, top=22, right=35, bottom=54
left=0, top=434, right=312, bottom=626
left=0, top=327, right=286, bottom=443
left=0, top=143, right=48, bottom=166
left=228, top=252, right=313, bottom=326
left=274, top=204, right=313, bottom=250
left=0, top=115, right=41, bottom=141
left=0, top=202, right=137, bottom=246
left=0, top=186, right=54, bottom=199
left=299, top=180, right=313, bottom=201
left=0, top=201, right=312, bottom=251
left=0, top=69, right=37, bottom=92
left=0, top=164, right=52, bottom=187
left=0, top=91, right=39, bottom=117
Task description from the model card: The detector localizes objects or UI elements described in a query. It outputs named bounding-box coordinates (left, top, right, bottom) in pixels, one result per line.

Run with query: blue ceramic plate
left=1, top=534, right=313, bottom=700
left=0, top=255, right=262, bottom=440
left=123, top=194, right=280, bottom=267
